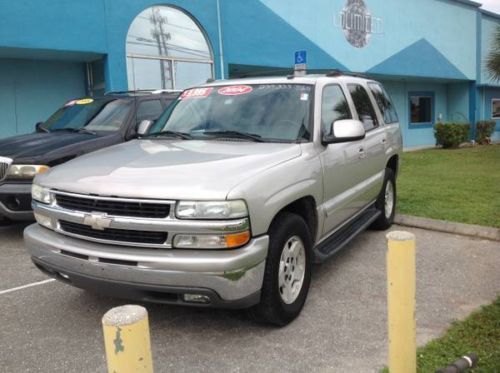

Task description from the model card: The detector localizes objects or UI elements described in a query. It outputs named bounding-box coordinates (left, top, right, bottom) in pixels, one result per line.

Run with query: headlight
left=176, top=200, right=248, bottom=219
left=8, top=164, right=50, bottom=179
left=32, top=184, right=53, bottom=204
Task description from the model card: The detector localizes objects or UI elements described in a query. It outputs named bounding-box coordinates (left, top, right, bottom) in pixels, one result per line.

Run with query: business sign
left=334, top=0, right=383, bottom=48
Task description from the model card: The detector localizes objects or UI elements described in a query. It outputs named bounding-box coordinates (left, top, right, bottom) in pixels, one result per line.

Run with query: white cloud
left=479, top=0, right=500, bottom=14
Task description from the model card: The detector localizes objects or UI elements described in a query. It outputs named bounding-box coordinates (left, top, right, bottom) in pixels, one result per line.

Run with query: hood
left=37, top=139, right=302, bottom=200
left=0, top=132, right=121, bottom=165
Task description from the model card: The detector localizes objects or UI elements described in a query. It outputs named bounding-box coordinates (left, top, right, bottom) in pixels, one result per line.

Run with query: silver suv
left=24, top=73, right=402, bottom=325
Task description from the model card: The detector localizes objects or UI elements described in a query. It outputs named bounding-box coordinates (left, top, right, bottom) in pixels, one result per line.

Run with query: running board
left=313, top=207, right=381, bottom=263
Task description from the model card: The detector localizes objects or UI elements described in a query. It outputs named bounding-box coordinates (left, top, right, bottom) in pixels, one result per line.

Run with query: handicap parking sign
left=295, top=50, right=307, bottom=65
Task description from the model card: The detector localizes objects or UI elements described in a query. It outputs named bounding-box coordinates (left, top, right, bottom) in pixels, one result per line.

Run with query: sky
left=479, top=0, right=500, bottom=14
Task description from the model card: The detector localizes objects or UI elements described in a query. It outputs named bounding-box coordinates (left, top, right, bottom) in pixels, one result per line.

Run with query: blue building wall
left=0, top=59, right=86, bottom=138
left=0, top=0, right=499, bottom=146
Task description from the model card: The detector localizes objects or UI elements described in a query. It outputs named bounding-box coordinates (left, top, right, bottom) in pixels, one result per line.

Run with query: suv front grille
left=55, top=194, right=171, bottom=218
left=59, top=221, right=168, bottom=245
left=0, top=158, right=12, bottom=181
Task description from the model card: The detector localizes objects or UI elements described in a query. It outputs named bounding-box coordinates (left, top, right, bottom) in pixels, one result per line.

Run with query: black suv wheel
left=250, top=212, right=313, bottom=326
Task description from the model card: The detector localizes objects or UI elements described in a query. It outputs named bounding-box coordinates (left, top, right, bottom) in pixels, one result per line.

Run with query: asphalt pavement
left=1, top=223, right=499, bottom=372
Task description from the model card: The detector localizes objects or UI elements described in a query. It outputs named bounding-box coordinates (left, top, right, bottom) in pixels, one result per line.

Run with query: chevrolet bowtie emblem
left=83, top=212, right=112, bottom=230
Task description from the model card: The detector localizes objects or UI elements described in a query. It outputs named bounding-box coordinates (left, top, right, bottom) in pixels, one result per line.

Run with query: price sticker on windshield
left=180, top=88, right=213, bottom=99
left=218, top=85, right=253, bottom=96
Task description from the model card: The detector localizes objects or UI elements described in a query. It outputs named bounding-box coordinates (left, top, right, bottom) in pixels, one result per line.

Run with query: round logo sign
left=218, top=85, right=253, bottom=96
left=341, top=0, right=372, bottom=48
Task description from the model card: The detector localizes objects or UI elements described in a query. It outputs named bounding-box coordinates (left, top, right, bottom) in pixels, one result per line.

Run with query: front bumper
left=0, top=182, right=33, bottom=221
left=24, top=224, right=269, bottom=308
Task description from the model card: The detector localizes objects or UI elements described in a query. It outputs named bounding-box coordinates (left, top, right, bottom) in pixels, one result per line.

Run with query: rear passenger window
left=347, top=84, right=379, bottom=131
left=368, top=83, right=398, bottom=124
left=321, top=85, right=352, bottom=135
left=136, top=100, right=163, bottom=124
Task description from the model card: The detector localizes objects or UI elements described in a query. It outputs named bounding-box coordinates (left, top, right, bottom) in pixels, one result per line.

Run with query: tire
left=370, top=168, right=396, bottom=230
left=249, top=212, right=313, bottom=326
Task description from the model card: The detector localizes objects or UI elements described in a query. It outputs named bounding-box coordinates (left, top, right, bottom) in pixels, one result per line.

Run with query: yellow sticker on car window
left=76, top=98, right=94, bottom=105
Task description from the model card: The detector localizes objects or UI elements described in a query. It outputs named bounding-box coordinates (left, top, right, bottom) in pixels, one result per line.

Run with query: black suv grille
left=59, top=221, right=168, bottom=245
left=56, top=194, right=171, bottom=218
left=0, top=162, right=9, bottom=181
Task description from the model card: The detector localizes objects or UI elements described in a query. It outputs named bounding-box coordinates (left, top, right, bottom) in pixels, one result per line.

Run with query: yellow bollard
left=386, top=231, right=416, bottom=373
left=102, top=305, right=154, bottom=373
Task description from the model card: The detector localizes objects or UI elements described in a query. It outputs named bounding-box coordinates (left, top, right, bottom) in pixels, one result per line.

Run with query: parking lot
left=1, top=223, right=499, bottom=372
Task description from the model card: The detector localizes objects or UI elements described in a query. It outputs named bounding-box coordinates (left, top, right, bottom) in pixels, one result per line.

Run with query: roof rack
left=229, top=68, right=368, bottom=80
left=104, top=89, right=181, bottom=96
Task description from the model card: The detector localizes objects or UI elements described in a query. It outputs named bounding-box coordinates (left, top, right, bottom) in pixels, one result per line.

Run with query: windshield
left=42, top=98, right=132, bottom=132
left=149, top=84, right=313, bottom=142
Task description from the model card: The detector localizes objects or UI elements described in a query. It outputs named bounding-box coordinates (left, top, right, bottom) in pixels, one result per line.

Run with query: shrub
left=434, top=122, right=470, bottom=148
left=476, top=120, right=496, bottom=145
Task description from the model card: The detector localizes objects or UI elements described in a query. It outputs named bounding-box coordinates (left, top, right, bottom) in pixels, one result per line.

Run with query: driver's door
left=319, top=84, right=368, bottom=235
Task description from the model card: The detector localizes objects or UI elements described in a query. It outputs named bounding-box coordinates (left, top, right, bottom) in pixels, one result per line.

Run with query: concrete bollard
left=386, top=231, right=416, bottom=373
left=102, top=305, right=154, bottom=373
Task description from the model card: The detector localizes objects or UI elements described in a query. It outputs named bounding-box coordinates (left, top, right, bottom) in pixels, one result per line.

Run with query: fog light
left=34, top=212, right=54, bottom=229
left=173, top=231, right=250, bottom=249
left=183, top=294, right=211, bottom=304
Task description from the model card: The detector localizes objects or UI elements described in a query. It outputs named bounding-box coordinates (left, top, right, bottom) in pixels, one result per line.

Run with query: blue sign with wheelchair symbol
left=295, top=50, right=307, bottom=65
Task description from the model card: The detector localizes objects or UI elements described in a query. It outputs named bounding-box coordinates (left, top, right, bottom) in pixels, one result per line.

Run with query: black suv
left=0, top=90, right=179, bottom=223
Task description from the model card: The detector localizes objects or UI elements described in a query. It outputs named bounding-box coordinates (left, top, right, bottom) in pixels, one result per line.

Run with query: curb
left=394, top=214, right=500, bottom=242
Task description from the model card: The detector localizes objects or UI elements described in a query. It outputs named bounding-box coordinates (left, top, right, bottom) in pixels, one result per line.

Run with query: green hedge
left=476, top=120, right=496, bottom=145
left=434, top=122, right=470, bottom=148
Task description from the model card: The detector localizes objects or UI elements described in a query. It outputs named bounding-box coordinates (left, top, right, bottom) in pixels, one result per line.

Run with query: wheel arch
left=268, top=196, right=318, bottom=244
left=386, top=154, right=399, bottom=177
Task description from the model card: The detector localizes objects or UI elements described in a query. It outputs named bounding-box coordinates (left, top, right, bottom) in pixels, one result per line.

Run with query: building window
left=409, top=92, right=434, bottom=126
left=126, top=6, right=214, bottom=91
left=492, top=99, right=500, bottom=119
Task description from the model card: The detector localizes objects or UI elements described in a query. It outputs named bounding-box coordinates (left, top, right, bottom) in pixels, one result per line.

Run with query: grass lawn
left=416, top=297, right=500, bottom=372
left=381, top=298, right=500, bottom=372
left=397, top=145, right=500, bottom=228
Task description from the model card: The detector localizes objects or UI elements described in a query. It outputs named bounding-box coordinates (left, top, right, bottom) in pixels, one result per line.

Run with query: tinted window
left=43, top=99, right=131, bottom=132
left=347, top=84, right=379, bottom=131
left=368, top=83, right=398, bottom=124
left=136, top=100, right=164, bottom=124
left=321, top=85, right=352, bottom=135
left=410, top=95, right=433, bottom=124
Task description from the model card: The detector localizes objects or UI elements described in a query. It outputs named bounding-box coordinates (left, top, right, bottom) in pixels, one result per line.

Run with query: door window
left=347, top=84, right=379, bottom=131
left=136, top=100, right=164, bottom=124
left=368, top=83, right=398, bottom=124
left=321, top=85, right=352, bottom=136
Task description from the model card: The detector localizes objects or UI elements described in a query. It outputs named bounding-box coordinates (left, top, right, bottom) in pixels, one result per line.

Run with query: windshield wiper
left=52, top=128, right=97, bottom=135
left=202, top=130, right=265, bottom=142
left=144, top=130, right=192, bottom=140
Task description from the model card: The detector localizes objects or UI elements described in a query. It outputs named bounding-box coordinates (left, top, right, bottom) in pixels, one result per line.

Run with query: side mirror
left=137, top=120, right=154, bottom=136
left=35, top=122, right=46, bottom=133
left=322, top=119, right=366, bottom=145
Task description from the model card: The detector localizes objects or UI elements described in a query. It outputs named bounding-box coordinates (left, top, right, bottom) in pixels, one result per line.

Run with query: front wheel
left=370, top=168, right=396, bottom=230
left=249, top=212, right=313, bottom=326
